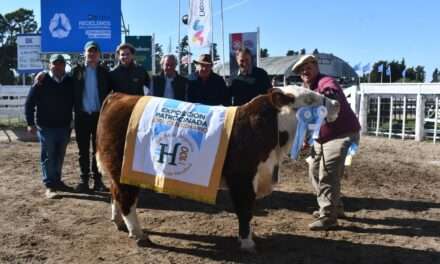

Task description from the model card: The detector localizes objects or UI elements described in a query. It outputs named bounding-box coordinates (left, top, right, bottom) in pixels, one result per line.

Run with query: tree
left=3, top=8, right=37, bottom=45
left=432, top=68, right=439, bottom=83
left=175, top=35, right=192, bottom=76
left=0, top=14, right=8, bottom=44
left=260, top=48, right=269, bottom=58
left=286, top=50, right=294, bottom=56
left=415, top=66, right=425, bottom=82
left=0, top=8, right=38, bottom=84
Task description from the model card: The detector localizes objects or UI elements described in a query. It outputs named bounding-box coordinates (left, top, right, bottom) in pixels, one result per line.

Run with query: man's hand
left=33, top=71, right=46, bottom=86
left=27, top=126, right=37, bottom=134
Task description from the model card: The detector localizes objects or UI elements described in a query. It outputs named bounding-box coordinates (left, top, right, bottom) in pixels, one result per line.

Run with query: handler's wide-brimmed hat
left=292, top=54, right=318, bottom=73
left=49, top=54, right=66, bottom=63
left=193, top=54, right=213, bottom=65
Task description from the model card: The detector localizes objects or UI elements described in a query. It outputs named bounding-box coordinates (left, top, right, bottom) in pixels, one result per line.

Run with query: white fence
left=2, top=84, right=440, bottom=142
left=345, top=83, right=440, bottom=143
left=0, top=85, right=30, bottom=123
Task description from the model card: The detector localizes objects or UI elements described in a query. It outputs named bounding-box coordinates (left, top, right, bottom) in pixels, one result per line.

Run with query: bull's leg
left=229, top=184, right=257, bottom=252
left=109, top=182, right=126, bottom=231
left=116, top=184, right=149, bottom=243
left=111, top=198, right=126, bottom=231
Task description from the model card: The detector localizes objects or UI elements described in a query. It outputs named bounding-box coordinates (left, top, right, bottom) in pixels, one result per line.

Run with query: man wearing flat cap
left=25, top=54, right=74, bottom=199
left=187, top=54, right=230, bottom=106
left=292, top=54, right=360, bottom=230
left=70, top=40, right=110, bottom=193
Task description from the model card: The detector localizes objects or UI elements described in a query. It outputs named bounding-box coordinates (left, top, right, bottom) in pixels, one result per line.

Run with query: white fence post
left=388, top=96, right=394, bottom=138
left=359, top=90, right=368, bottom=135
left=434, top=96, right=439, bottom=144
left=375, top=96, right=381, bottom=136
left=415, top=93, right=425, bottom=141
left=402, top=96, right=407, bottom=140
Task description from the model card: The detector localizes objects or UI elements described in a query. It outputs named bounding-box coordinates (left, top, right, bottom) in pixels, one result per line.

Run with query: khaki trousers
left=309, top=132, right=360, bottom=218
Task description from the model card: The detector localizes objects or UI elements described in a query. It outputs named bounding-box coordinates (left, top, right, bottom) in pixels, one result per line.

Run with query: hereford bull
left=96, top=86, right=340, bottom=252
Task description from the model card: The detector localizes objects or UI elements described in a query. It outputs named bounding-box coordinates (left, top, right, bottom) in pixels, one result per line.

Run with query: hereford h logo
left=157, top=143, right=181, bottom=166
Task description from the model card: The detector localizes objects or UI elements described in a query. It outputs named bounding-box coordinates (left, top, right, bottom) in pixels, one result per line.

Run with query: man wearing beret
left=292, top=54, right=360, bottom=230
left=25, top=54, right=74, bottom=199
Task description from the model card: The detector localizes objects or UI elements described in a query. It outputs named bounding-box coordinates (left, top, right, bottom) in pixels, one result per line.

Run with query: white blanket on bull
left=121, top=96, right=237, bottom=204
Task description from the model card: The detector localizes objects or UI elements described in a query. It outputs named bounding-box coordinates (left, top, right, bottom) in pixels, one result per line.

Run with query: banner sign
left=17, top=34, right=43, bottom=74
left=188, top=0, right=212, bottom=49
left=121, top=96, right=237, bottom=204
left=125, top=36, right=152, bottom=71
left=41, top=0, right=121, bottom=52
left=229, top=32, right=258, bottom=78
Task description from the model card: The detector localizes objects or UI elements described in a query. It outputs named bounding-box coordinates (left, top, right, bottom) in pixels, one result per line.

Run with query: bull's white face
left=280, top=85, right=340, bottom=122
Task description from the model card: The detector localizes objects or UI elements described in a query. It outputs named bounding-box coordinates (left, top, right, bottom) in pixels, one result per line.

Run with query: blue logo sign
left=41, top=0, right=121, bottom=52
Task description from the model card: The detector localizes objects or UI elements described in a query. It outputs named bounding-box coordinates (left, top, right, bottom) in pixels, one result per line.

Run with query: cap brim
left=292, top=58, right=317, bottom=73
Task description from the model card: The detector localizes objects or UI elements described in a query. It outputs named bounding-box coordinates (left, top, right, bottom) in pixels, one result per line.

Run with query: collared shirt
left=163, top=76, right=175, bottom=99
left=237, top=66, right=253, bottom=76
left=82, top=64, right=101, bottom=113
left=48, top=71, right=66, bottom=83
left=311, top=74, right=361, bottom=143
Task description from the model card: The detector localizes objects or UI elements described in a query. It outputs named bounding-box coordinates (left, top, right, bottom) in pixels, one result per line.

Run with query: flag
left=386, top=65, right=391, bottom=76
left=362, top=63, right=371, bottom=74
left=377, top=64, right=384, bottom=73
left=402, top=68, right=407, bottom=78
left=353, top=62, right=361, bottom=71
left=188, top=0, right=212, bottom=49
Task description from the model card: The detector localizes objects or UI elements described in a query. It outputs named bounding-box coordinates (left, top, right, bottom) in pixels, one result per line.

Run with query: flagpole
left=177, top=0, right=181, bottom=73
left=220, top=0, right=226, bottom=79
left=187, top=0, right=192, bottom=75
left=210, top=0, right=214, bottom=59
left=256, top=26, right=260, bottom=67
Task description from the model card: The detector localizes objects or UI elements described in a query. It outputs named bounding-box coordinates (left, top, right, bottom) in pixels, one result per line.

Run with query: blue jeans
left=37, top=127, right=71, bottom=188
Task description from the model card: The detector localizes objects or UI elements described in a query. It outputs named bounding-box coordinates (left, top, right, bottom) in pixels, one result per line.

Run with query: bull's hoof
left=240, top=244, right=257, bottom=254
left=239, top=238, right=257, bottom=254
left=136, top=236, right=153, bottom=247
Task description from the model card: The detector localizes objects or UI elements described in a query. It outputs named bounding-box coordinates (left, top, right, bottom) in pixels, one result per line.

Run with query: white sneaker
left=45, top=188, right=58, bottom=199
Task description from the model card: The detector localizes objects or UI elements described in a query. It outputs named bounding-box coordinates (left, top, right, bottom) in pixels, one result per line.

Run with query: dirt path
left=0, top=136, right=439, bottom=263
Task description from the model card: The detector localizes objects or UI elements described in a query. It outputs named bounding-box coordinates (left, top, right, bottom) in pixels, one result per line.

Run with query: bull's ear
left=269, top=88, right=295, bottom=109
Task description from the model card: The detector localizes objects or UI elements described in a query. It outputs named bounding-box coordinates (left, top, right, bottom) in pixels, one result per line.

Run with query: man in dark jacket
left=72, top=41, right=111, bottom=192
left=150, top=54, right=187, bottom=100
left=292, top=54, right=361, bottom=230
left=25, top=54, right=74, bottom=199
left=109, top=43, right=150, bottom=95
left=230, top=47, right=272, bottom=106
left=187, top=54, right=230, bottom=106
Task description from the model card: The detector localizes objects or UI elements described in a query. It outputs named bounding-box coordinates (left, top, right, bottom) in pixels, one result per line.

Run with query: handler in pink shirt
left=292, top=55, right=360, bottom=230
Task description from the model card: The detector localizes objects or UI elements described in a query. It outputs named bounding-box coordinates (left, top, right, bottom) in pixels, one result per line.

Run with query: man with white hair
left=149, top=54, right=188, bottom=100
left=292, top=54, right=360, bottom=230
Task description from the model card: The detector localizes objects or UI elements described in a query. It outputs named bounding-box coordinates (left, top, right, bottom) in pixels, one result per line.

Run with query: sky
left=1, top=0, right=439, bottom=81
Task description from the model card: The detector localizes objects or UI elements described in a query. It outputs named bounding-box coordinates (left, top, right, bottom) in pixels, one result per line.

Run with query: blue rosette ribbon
left=290, top=105, right=328, bottom=160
